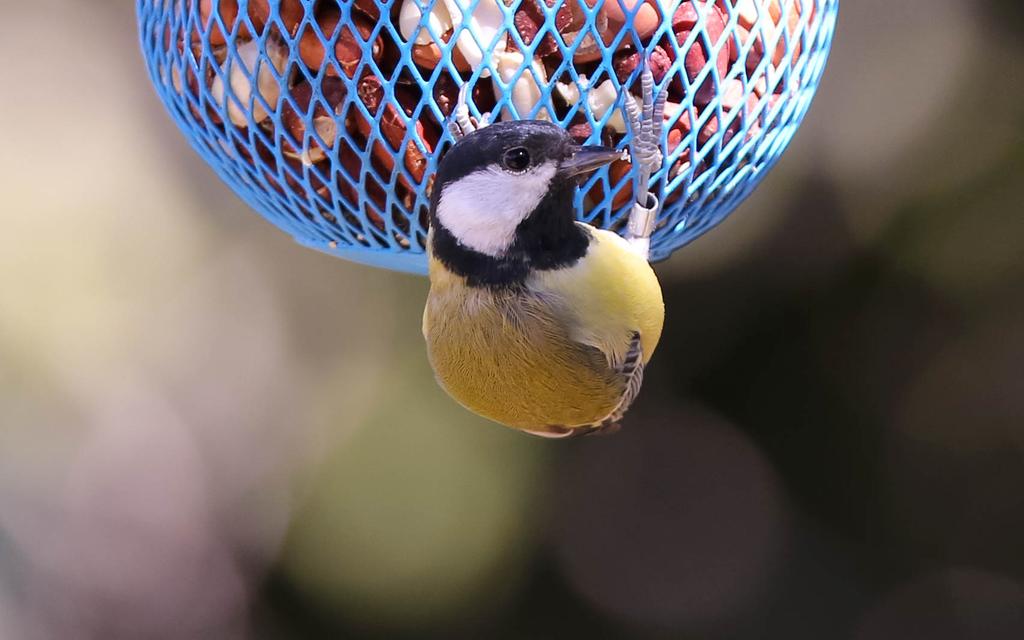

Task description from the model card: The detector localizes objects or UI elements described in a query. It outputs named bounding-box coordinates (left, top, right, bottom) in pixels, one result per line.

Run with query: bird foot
left=448, top=83, right=492, bottom=140
left=522, top=425, right=577, bottom=439
left=624, top=57, right=667, bottom=258
left=521, top=421, right=622, bottom=439
left=625, top=58, right=666, bottom=183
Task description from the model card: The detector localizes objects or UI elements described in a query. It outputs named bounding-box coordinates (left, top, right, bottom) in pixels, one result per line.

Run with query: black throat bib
left=431, top=181, right=590, bottom=288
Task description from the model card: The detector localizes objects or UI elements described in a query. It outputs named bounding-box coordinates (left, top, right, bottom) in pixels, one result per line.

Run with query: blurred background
left=2, top=1, right=1023, bottom=638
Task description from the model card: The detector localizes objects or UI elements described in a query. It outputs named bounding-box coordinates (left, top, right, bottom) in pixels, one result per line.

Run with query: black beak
left=560, top=145, right=623, bottom=177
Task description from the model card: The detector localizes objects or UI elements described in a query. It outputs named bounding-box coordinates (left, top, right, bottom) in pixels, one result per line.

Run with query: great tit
left=423, top=71, right=666, bottom=438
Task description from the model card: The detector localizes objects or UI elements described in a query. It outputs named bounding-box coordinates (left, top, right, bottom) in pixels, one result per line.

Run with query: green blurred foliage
left=1, top=1, right=1023, bottom=638
left=283, top=360, right=551, bottom=632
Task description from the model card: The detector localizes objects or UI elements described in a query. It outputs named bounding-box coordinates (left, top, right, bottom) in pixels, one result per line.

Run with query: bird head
left=429, top=121, right=621, bottom=260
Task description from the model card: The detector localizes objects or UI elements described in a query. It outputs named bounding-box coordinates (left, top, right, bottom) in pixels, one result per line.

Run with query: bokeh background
left=2, top=1, right=1024, bottom=638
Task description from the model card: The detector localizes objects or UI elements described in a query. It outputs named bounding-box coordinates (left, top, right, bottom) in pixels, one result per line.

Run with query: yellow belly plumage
left=423, top=225, right=665, bottom=433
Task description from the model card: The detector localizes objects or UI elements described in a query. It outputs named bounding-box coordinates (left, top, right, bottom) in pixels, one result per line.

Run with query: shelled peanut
left=194, top=0, right=304, bottom=45
left=171, top=0, right=816, bottom=239
left=585, top=0, right=811, bottom=204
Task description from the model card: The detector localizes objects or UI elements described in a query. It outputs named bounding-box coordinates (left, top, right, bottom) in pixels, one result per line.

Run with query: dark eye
left=502, top=147, right=531, bottom=173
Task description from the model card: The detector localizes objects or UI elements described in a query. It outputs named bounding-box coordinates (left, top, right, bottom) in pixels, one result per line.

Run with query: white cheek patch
left=437, top=162, right=557, bottom=256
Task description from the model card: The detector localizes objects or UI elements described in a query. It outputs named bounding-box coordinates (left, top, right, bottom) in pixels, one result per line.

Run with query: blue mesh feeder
left=137, top=0, right=838, bottom=274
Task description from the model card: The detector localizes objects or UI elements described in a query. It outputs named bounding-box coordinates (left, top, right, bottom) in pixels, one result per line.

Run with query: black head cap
left=431, top=120, right=574, bottom=205
left=428, top=120, right=620, bottom=288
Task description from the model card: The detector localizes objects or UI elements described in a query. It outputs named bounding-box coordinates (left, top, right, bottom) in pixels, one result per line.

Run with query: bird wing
left=525, top=331, right=643, bottom=437
left=530, top=227, right=664, bottom=429
left=533, top=227, right=663, bottom=365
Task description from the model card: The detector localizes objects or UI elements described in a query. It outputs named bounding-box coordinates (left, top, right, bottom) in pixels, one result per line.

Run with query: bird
left=422, top=67, right=666, bottom=438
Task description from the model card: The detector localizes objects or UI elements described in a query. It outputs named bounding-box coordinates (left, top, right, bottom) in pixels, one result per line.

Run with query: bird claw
left=449, top=83, right=491, bottom=139
left=625, top=62, right=665, bottom=182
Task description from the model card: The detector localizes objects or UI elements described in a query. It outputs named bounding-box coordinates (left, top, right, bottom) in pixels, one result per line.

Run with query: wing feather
left=603, top=331, right=645, bottom=426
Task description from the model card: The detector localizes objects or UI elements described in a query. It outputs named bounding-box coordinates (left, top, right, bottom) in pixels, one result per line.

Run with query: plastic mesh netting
left=137, top=0, right=838, bottom=273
